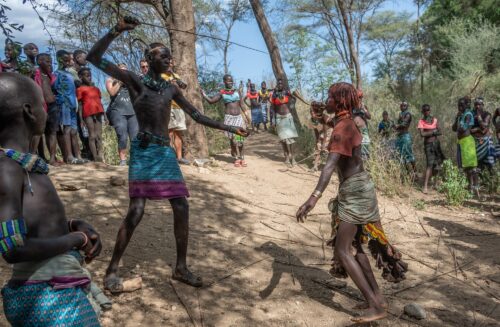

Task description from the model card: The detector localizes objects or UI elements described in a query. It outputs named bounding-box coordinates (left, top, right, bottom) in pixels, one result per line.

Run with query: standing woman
left=271, top=79, right=299, bottom=167
left=258, top=81, right=271, bottom=130
left=202, top=74, right=250, bottom=167
left=244, top=83, right=264, bottom=132
left=106, top=63, right=139, bottom=166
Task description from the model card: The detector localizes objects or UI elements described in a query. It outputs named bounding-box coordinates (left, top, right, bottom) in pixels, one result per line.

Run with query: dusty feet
left=172, top=268, right=203, bottom=287
left=350, top=306, right=387, bottom=324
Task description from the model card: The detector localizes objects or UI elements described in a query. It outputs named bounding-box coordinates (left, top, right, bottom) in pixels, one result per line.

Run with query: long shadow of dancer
left=256, top=241, right=359, bottom=317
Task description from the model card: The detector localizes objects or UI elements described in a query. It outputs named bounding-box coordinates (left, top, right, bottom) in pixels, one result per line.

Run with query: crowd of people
left=0, top=14, right=498, bottom=326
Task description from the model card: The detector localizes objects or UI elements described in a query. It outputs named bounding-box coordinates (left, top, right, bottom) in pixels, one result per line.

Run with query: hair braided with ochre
left=328, top=82, right=360, bottom=118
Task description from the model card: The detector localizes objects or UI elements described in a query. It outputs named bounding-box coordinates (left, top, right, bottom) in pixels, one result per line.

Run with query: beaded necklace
left=142, top=74, right=171, bottom=94
left=0, top=148, right=49, bottom=195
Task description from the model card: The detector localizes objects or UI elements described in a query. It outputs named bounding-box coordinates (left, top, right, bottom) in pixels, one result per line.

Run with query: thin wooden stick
left=204, top=257, right=271, bottom=288
left=417, top=216, right=431, bottom=237
left=169, top=280, right=198, bottom=327
left=260, top=220, right=285, bottom=233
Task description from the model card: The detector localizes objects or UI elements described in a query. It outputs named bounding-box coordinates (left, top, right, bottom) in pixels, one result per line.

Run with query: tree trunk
left=337, top=0, right=362, bottom=89
left=249, top=0, right=288, bottom=87
left=168, top=0, right=209, bottom=158
left=249, top=0, right=301, bottom=126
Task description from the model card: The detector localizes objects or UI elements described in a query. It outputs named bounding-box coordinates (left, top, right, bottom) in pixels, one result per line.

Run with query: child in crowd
left=77, top=68, right=105, bottom=162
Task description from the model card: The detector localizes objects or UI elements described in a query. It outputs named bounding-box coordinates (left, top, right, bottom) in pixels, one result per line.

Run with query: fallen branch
left=169, top=280, right=198, bottom=327
left=417, top=216, right=431, bottom=237
left=260, top=220, right=285, bottom=233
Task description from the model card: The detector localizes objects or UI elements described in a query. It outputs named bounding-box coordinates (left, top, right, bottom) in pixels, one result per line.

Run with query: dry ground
left=1, top=131, right=499, bottom=326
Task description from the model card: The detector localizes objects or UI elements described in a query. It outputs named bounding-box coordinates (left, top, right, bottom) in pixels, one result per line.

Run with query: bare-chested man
left=471, top=97, right=495, bottom=173
left=0, top=73, right=102, bottom=325
left=394, top=101, right=416, bottom=172
left=296, top=82, right=407, bottom=324
left=87, top=16, right=248, bottom=291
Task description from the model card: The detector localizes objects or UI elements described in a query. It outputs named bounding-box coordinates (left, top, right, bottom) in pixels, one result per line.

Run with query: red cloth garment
left=328, top=118, right=362, bottom=157
left=417, top=117, right=438, bottom=130
left=246, top=91, right=258, bottom=99
left=270, top=90, right=290, bottom=105
left=76, top=86, right=104, bottom=118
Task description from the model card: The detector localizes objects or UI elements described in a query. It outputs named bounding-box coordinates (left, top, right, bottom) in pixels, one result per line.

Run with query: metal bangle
left=311, top=190, right=322, bottom=198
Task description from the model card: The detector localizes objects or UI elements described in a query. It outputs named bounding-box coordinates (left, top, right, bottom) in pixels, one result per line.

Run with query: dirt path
left=1, top=131, right=499, bottom=326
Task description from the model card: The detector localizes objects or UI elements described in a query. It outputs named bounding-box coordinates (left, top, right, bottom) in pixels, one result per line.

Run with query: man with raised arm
left=0, top=73, right=102, bottom=326
left=296, top=82, right=407, bottom=324
left=86, top=16, right=248, bottom=291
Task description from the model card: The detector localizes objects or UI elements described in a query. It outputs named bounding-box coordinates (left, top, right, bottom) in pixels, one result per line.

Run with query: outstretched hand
left=296, top=196, right=319, bottom=223
left=233, top=127, right=249, bottom=137
left=116, top=16, right=140, bottom=32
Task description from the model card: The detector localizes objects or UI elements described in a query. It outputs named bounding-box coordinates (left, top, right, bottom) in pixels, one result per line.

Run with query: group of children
left=1, top=40, right=105, bottom=165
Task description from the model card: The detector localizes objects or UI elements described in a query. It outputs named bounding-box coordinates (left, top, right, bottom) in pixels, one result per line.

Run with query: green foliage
left=101, top=126, right=120, bottom=165
left=437, top=160, right=471, bottom=206
left=413, top=199, right=426, bottom=210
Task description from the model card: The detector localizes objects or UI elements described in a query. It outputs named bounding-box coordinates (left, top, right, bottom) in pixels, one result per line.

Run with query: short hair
left=73, top=49, right=86, bottom=58
left=78, top=67, right=91, bottom=76
left=118, top=63, right=127, bottom=69
left=23, top=43, right=37, bottom=51
left=56, top=50, right=70, bottom=58
left=140, top=59, right=148, bottom=64
left=144, top=42, right=169, bottom=59
left=382, top=110, right=388, bottom=115
left=421, top=104, right=431, bottom=111
left=474, top=97, right=484, bottom=104
left=223, top=74, right=232, bottom=81
left=36, top=53, right=51, bottom=61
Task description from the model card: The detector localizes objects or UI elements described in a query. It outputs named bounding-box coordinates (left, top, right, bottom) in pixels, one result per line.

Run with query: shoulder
left=0, top=157, right=24, bottom=189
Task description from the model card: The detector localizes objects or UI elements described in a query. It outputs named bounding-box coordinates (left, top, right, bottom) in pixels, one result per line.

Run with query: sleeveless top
left=220, top=89, right=240, bottom=104
left=109, top=86, right=135, bottom=116
left=271, top=90, right=290, bottom=105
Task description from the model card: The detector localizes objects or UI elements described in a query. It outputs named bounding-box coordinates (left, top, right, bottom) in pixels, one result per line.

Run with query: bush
left=437, top=159, right=471, bottom=206
left=102, top=125, right=120, bottom=165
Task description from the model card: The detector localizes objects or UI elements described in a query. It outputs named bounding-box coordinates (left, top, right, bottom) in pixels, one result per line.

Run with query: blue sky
left=1, top=0, right=418, bottom=84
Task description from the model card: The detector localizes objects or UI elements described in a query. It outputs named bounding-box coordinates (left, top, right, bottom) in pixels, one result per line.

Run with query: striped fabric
left=129, top=140, right=189, bottom=200
left=0, top=219, right=27, bottom=255
left=475, top=136, right=496, bottom=167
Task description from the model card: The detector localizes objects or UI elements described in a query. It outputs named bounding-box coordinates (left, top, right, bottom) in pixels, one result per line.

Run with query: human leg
left=85, top=116, right=98, bottom=161
left=423, top=167, right=432, bottom=193
left=94, top=116, right=103, bottom=161
left=334, top=221, right=386, bottom=323
left=105, top=197, right=146, bottom=291
left=169, top=197, right=202, bottom=287
left=63, top=126, right=74, bottom=162
left=70, top=128, right=82, bottom=160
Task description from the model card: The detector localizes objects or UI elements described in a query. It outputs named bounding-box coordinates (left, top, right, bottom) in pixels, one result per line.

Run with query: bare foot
left=350, top=307, right=387, bottom=324
left=353, top=302, right=369, bottom=310
left=422, top=188, right=428, bottom=194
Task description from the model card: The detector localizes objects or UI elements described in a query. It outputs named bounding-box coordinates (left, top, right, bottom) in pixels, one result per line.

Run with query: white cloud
left=1, top=0, right=59, bottom=54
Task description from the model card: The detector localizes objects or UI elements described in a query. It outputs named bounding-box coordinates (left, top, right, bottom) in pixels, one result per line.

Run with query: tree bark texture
left=249, top=0, right=301, bottom=126
left=167, top=0, right=209, bottom=158
left=337, top=0, right=362, bottom=89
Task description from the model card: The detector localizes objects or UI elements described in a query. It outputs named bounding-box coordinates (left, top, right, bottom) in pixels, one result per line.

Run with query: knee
left=125, top=203, right=145, bottom=227
left=334, top=245, right=352, bottom=264
left=170, top=197, right=189, bottom=214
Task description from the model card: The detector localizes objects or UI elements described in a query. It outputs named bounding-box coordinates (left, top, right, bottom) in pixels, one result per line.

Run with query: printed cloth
left=3, top=251, right=100, bottom=326
left=224, top=114, right=246, bottom=145
left=457, top=135, right=478, bottom=168
left=251, top=107, right=264, bottom=124
left=261, top=103, right=268, bottom=123
left=360, top=126, right=370, bottom=160
left=76, top=85, right=104, bottom=119
left=395, top=133, right=415, bottom=163
left=54, top=69, right=77, bottom=129
left=129, top=140, right=190, bottom=199
left=276, top=113, right=298, bottom=145
left=424, top=140, right=445, bottom=169
left=169, top=108, right=187, bottom=131
left=474, top=136, right=496, bottom=167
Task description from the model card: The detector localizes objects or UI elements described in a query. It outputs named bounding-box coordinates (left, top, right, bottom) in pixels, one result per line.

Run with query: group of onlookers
left=0, top=40, right=191, bottom=166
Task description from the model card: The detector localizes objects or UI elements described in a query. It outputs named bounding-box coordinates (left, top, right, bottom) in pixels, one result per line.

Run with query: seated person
left=0, top=73, right=103, bottom=326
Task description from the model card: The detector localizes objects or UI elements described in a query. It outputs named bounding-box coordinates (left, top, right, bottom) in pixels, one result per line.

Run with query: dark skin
left=73, top=52, right=87, bottom=71
left=79, top=70, right=104, bottom=162
left=87, top=16, right=248, bottom=289
left=418, top=107, right=441, bottom=193
left=166, top=59, right=187, bottom=161
left=394, top=103, right=416, bottom=172
left=310, top=102, right=332, bottom=171
left=244, top=83, right=261, bottom=131
left=452, top=99, right=479, bottom=197
left=57, top=53, right=82, bottom=163
left=470, top=101, right=491, bottom=138
left=37, top=55, right=59, bottom=165
left=202, top=75, right=250, bottom=161
left=0, top=74, right=101, bottom=267
left=3, top=44, right=19, bottom=70
left=296, top=87, right=386, bottom=323
left=258, top=82, right=271, bottom=129
left=272, top=80, right=297, bottom=165
left=23, top=43, right=39, bottom=65
left=493, top=108, right=500, bottom=142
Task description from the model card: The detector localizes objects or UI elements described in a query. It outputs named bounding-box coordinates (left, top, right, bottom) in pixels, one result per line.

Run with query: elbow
left=86, top=52, right=98, bottom=65
left=3, top=252, right=20, bottom=264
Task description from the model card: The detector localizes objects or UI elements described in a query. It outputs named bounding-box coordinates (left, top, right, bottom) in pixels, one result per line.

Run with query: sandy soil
left=1, top=131, right=499, bottom=327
